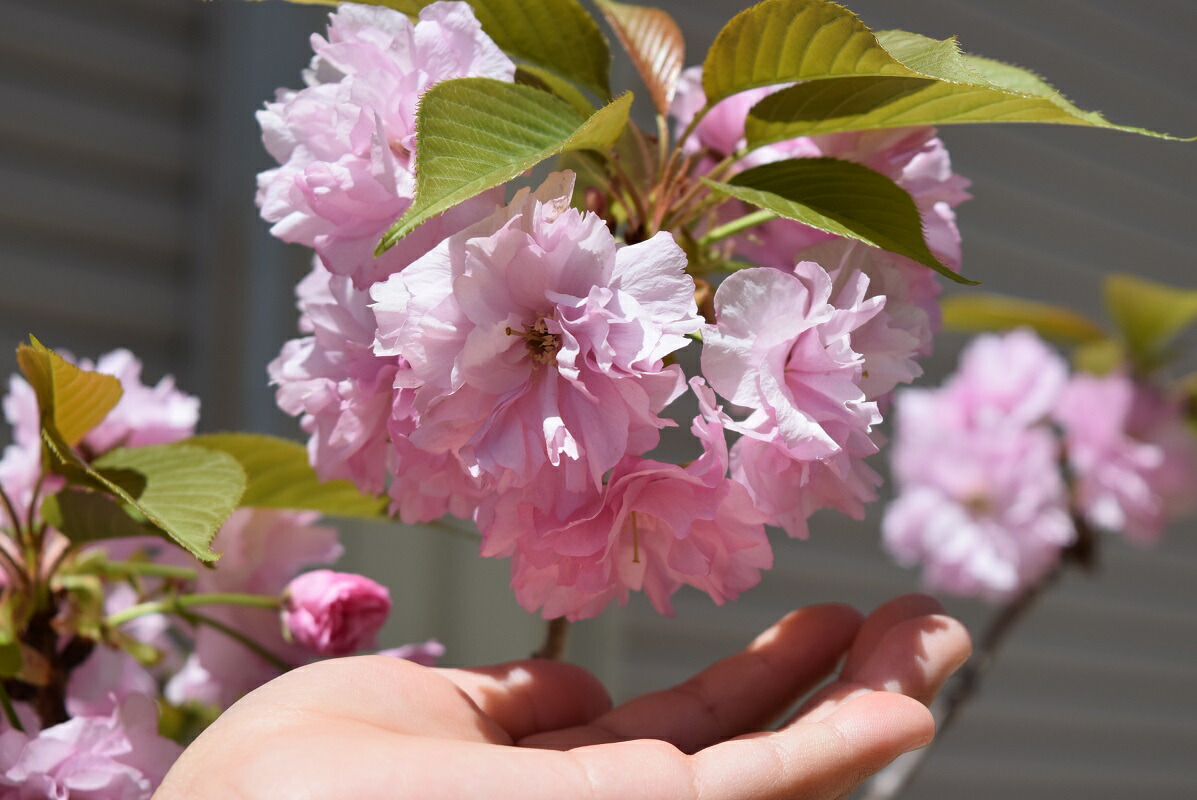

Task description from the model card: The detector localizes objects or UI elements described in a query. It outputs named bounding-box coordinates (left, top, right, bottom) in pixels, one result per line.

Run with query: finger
left=523, top=604, right=863, bottom=753
left=841, top=593, right=945, bottom=677
left=796, top=612, right=971, bottom=724
left=437, top=660, right=612, bottom=741
left=689, top=691, right=935, bottom=800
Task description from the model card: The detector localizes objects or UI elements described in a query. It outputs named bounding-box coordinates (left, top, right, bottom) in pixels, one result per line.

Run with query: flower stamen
left=506, top=318, right=561, bottom=366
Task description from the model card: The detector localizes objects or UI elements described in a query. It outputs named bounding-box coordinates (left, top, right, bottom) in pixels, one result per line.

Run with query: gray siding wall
left=1, top=1, right=1194, bottom=797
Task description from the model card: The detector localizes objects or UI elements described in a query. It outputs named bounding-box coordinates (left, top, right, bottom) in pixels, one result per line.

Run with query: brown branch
left=532, top=617, right=570, bottom=660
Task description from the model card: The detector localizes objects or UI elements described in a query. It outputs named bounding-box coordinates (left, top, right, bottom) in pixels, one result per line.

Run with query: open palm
left=157, top=595, right=969, bottom=800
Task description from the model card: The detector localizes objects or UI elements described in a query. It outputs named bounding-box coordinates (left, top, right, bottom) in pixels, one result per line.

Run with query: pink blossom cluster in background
left=884, top=330, right=1197, bottom=600
left=262, top=4, right=972, bottom=621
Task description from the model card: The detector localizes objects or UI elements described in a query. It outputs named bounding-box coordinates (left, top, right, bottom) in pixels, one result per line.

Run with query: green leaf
left=596, top=0, right=685, bottom=115
left=82, top=445, right=248, bottom=562
left=1073, top=339, right=1126, bottom=376
left=743, top=30, right=1190, bottom=145
left=702, top=0, right=927, bottom=106
left=187, top=434, right=388, bottom=519
left=41, top=489, right=161, bottom=544
left=515, top=66, right=595, bottom=117
left=703, top=157, right=975, bottom=284
left=377, top=79, right=632, bottom=251
left=467, top=0, right=611, bottom=100
left=1105, top=274, right=1197, bottom=366
left=16, top=337, right=122, bottom=447
left=941, top=293, right=1107, bottom=344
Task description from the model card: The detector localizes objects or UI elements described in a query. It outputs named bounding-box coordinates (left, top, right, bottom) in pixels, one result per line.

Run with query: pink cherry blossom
left=702, top=261, right=888, bottom=537
left=256, top=1, right=515, bottom=287
left=0, top=375, right=41, bottom=525
left=270, top=260, right=484, bottom=522
left=478, top=379, right=771, bottom=621
left=702, top=262, right=883, bottom=462
left=1054, top=374, right=1197, bottom=544
left=0, top=694, right=181, bottom=800
left=282, top=570, right=391, bottom=657
left=883, top=388, right=1074, bottom=601
left=801, top=240, right=942, bottom=401
left=946, top=330, right=1069, bottom=428
left=270, top=259, right=400, bottom=495
left=80, top=350, right=199, bottom=455
left=372, top=171, right=701, bottom=496
left=377, top=639, right=445, bottom=667
left=164, top=510, right=341, bottom=709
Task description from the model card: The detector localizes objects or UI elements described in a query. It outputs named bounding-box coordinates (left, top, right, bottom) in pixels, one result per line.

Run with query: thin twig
left=860, top=563, right=1066, bottom=800
left=532, top=617, right=570, bottom=660
left=181, top=609, right=292, bottom=674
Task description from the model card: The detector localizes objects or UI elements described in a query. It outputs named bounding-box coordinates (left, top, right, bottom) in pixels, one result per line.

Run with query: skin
left=156, top=594, right=970, bottom=800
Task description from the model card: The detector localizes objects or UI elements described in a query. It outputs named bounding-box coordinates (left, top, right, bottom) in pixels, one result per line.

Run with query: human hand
left=156, top=594, right=970, bottom=800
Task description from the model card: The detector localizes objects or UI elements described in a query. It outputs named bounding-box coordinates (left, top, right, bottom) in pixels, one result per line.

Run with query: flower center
left=507, top=318, right=561, bottom=366
left=962, top=492, right=993, bottom=517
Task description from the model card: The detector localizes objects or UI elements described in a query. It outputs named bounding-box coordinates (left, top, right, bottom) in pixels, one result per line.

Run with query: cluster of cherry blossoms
left=0, top=351, right=440, bottom=797
left=885, top=330, right=1197, bottom=601
left=263, top=2, right=971, bottom=621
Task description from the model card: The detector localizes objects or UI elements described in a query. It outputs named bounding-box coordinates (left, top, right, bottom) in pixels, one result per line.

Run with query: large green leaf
left=596, top=0, right=684, bottom=115
left=466, top=0, right=611, bottom=100
left=87, top=445, right=247, bottom=563
left=703, top=158, right=974, bottom=284
left=743, top=30, right=1188, bottom=144
left=941, top=293, right=1107, bottom=344
left=16, top=337, right=122, bottom=447
left=41, top=488, right=161, bottom=544
left=1105, top=274, right=1197, bottom=366
left=377, top=80, right=631, bottom=251
left=188, top=434, right=388, bottom=520
left=515, top=66, right=595, bottom=117
left=701, top=0, right=928, bottom=106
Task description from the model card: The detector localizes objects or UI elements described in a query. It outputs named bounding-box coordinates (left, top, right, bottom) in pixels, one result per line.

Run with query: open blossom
left=282, top=570, right=391, bottom=657
left=478, top=379, right=771, bottom=620
left=883, top=332, right=1077, bottom=600
left=269, top=260, right=483, bottom=522
left=801, top=240, right=942, bottom=401
left=669, top=66, right=970, bottom=270
left=80, top=350, right=199, bottom=455
left=702, top=261, right=889, bottom=538
left=0, top=375, right=41, bottom=521
left=1054, top=374, right=1197, bottom=544
left=270, top=260, right=399, bottom=495
left=0, top=694, right=181, bottom=800
left=372, top=171, right=701, bottom=496
left=257, top=1, right=515, bottom=287
left=165, top=510, right=341, bottom=709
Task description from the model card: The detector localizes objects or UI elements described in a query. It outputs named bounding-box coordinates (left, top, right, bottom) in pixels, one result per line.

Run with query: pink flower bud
left=281, top=570, right=391, bottom=657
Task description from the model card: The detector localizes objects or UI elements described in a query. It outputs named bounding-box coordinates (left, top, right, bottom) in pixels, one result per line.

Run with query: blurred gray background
left=1, top=0, right=1194, bottom=797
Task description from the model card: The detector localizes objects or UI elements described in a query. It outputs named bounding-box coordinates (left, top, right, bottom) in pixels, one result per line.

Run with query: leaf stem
left=107, top=593, right=280, bottom=627
left=0, top=681, right=23, bottom=732
left=0, top=483, right=23, bottom=537
left=97, top=561, right=198, bottom=582
left=698, top=209, right=777, bottom=246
